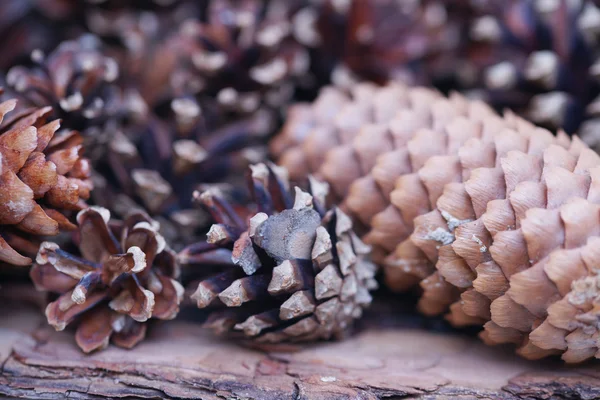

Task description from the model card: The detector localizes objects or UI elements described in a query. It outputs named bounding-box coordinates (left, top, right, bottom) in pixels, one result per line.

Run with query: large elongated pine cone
left=272, top=81, right=540, bottom=265
left=271, top=81, right=600, bottom=361
left=407, top=125, right=600, bottom=362
left=30, top=207, right=182, bottom=353
left=0, top=97, right=92, bottom=266
left=179, top=163, right=377, bottom=343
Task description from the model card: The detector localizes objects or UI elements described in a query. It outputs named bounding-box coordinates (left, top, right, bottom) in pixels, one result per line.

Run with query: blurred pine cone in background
left=4, top=35, right=123, bottom=163
left=179, top=163, right=377, bottom=343
left=334, top=0, right=467, bottom=88
left=31, top=207, right=182, bottom=353
left=454, top=0, right=600, bottom=134
left=0, top=0, right=79, bottom=70
left=0, top=94, right=92, bottom=266
left=90, top=0, right=342, bottom=248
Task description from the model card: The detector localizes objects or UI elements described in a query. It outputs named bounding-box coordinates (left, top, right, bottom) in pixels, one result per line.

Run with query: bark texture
left=1, top=298, right=599, bottom=399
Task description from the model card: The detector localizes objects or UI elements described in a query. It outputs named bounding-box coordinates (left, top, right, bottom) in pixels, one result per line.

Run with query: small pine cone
left=30, top=207, right=183, bottom=353
left=5, top=35, right=122, bottom=161
left=0, top=96, right=92, bottom=266
left=180, top=163, right=377, bottom=343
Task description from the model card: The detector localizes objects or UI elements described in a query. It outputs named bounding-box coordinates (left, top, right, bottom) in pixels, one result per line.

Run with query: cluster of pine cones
left=3, top=0, right=600, bottom=364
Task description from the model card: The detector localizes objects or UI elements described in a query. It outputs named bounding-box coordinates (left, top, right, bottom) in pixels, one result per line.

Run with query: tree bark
left=1, top=293, right=599, bottom=399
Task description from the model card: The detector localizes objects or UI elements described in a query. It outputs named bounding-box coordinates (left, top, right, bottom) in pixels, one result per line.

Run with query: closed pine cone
left=0, top=96, right=92, bottom=266
left=179, top=163, right=377, bottom=343
left=271, top=81, right=600, bottom=361
left=408, top=127, right=600, bottom=362
left=30, top=207, right=182, bottom=353
left=272, top=81, right=516, bottom=263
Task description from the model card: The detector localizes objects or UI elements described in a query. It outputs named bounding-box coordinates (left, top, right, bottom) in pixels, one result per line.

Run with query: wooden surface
left=1, top=291, right=600, bottom=399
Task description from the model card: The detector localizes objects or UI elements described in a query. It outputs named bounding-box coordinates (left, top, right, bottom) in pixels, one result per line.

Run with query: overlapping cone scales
left=0, top=97, right=92, bottom=266
left=270, top=81, right=600, bottom=361
left=170, top=1, right=311, bottom=114
left=30, top=207, right=182, bottom=353
left=407, top=126, right=582, bottom=308
left=6, top=36, right=119, bottom=127
left=407, top=129, right=600, bottom=361
left=186, top=163, right=377, bottom=343
left=272, top=81, right=528, bottom=266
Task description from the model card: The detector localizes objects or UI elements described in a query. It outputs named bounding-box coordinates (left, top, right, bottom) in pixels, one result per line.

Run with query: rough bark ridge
left=1, top=300, right=599, bottom=400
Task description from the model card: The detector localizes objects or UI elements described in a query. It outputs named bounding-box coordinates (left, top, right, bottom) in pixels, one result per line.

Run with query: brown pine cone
left=179, top=163, right=377, bottom=343
left=93, top=0, right=322, bottom=247
left=272, top=81, right=501, bottom=262
left=5, top=35, right=123, bottom=162
left=0, top=95, right=92, bottom=266
left=169, top=1, right=313, bottom=116
left=338, top=0, right=466, bottom=87
left=30, top=207, right=182, bottom=353
left=407, top=132, right=600, bottom=362
left=270, top=81, right=600, bottom=361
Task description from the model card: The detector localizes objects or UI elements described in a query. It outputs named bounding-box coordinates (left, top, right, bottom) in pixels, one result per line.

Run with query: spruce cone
left=271, top=81, right=600, bottom=361
left=180, top=163, right=377, bottom=343
left=0, top=95, right=92, bottom=266
left=30, top=207, right=182, bottom=353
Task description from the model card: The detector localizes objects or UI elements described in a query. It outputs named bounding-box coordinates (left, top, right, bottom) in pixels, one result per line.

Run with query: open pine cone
left=0, top=95, right=92, bottom=266
left=407, top=128, right=600, bottom=362
left=179, top=163, right=377, bottom=343
left=457, top=0, right=600, bottom=133
left=30, top=207, right=182, bottom=353
left=91, top=0, right=323, bottom=247
left=169, top=1, right=313, bottom=117
left=5, top=35, right=123, bottom=162
left=270, top=80, right=600, bottom=361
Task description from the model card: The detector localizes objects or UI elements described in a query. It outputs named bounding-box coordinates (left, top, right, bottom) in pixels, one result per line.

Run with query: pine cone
left=30, top=207, right=182, bottom=353
left=180, top=163, right=377, bottom=343
left=270, top=81, right=600, bottom=361
left=0, top=0, right=76, bottom=70
left=457, top=0, right=600, bottom=133
left=93, top=0, right=324, bottom=246
left=0, top=95, right=92, bottom=266
left=5, top=35, right=123, bottom=162
left=338, top=0, right=466, bottom=87
left=407, top=129, right=600, bottom=362
left=272, top=81, right=501, bottom=261
left=169, top=1, right=312, bottom=115
left=97, top=105, right=272, bottom=249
